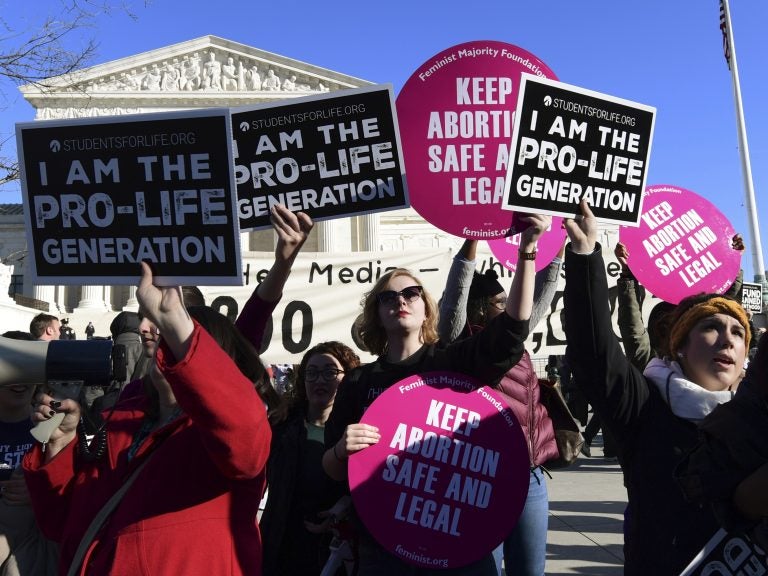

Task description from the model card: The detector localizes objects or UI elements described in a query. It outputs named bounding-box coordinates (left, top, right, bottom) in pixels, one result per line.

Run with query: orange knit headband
left=668, top=296, right=751, bottom=357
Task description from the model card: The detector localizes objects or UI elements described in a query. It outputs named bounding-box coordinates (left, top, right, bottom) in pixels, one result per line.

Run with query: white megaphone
left=0, top=337, right=115, bottom=443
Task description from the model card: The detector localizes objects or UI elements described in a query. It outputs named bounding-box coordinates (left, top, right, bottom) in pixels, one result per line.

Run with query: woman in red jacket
left=24, top=261, right=273, bottom=576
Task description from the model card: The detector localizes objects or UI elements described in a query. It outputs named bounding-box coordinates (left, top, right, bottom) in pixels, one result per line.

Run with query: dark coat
left=564, top=245, right=720, bottom=575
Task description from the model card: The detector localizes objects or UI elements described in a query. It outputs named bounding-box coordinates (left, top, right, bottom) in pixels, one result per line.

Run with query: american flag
left=720, top=0, right=731, bottom=69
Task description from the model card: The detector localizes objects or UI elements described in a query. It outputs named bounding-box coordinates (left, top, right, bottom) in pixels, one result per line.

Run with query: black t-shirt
left=325, top=313, right=529, bottom=452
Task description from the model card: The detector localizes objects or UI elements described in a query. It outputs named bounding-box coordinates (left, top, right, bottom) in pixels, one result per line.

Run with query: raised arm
left=723, top=233, right=745, bottom=301
left=530, top=238, right=564, bottom=330
left=236, top=204, right=313, bottom=346
left=437, top=239, right=477, bottom=343
left=136, top=262, right=194, bottom=361
left=138, top=262, right=271, bottom=479
left=562, top=201, right=650, bottom=440
left=506, top=214, right=551, bottom=322
left=614, top=241, right=652, bottom=369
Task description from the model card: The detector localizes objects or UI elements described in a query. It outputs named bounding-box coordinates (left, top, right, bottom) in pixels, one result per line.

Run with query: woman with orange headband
left=562, top=201, right=750, bottom=576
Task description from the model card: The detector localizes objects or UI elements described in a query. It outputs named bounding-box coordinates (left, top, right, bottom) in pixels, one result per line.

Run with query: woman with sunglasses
left=261, top=341, right=360, bottom=576
left=322, top=214, right=551, bottom=575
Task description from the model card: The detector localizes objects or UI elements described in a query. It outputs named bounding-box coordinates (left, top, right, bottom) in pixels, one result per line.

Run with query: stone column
left=359, top=214, right=381, bottom=251
left=75, top=285, right=107, bottom=311
left=123, top=286, right=139, bottom=311
left=104, top=285, right=113, bottom=311
left=33, top=285, right=56, bottom=312
left=317, top=220, right=336, bottom=252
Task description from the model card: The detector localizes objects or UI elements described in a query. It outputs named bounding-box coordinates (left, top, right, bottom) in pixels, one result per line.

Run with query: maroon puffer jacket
left=494, top=350, right=559, bottom=467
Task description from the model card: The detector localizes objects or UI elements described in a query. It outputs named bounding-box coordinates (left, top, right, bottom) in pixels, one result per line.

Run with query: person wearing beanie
left=465, top=269, right=507, bottom=333
left=563, top=201, right=749, bottom=575
left=437, top=237, right=563, bottom=576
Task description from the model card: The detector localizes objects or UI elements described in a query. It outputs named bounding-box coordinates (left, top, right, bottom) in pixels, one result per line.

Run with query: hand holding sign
left=563, top=200, right=598, bottom=254
left=731, top=233, right=745, bottom=252
left=487, top=214, right=566, bottom=273
left=339, top=423, right=381, bottom=458
left=614, top=241, right=631, bottom=274
left=136, top=261, right=194, bottom=360
left=270, top=204, right=314, bottom=265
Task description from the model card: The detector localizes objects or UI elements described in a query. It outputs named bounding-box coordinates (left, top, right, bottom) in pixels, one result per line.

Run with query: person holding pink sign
left=438, top=238, right=561, bottom=576
left=322, top=214, right=551, bottom=575
left=562, top=201, right=751, bottom=575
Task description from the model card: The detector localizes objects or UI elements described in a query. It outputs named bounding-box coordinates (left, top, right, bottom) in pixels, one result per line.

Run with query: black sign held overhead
left=503, top=76, right=656, bottom=226
left=16, top=109, right=242, bottom=286
left=232, top=84, right=409, bottom=231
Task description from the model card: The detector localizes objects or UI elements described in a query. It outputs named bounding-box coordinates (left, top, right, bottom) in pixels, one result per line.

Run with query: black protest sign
left=232, top=84, right=408, bottom=231
left=742, top=282, right=764, bottom=314
left=16, top=109, right=242, bottom=286
left=503, top=76, right=655, bottom=226
left=680, top=528, right=767, bottom=576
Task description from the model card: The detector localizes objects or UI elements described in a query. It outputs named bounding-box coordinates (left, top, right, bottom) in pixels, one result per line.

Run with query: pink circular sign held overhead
left=487, top=216, right=567, bottom=273
left=348, top=371, right=530, bottom=569
left=619, top=184, right=741, bottom=304
left=396, top=41, right=557, bottom=240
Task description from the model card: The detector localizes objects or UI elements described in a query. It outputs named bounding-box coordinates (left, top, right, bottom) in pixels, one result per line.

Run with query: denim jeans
left=492, top=467, right=549, bottom=575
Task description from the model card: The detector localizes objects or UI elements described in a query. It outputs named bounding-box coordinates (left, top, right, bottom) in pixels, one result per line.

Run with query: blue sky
left=2, top=0, right=767, bottom=280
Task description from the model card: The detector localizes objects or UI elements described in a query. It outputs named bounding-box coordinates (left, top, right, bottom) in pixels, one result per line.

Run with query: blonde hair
left=357, top=268, right=439, bottom=356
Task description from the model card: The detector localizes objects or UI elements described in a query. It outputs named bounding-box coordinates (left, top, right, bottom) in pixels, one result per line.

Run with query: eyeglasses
left=305, top=367, right=345, bottom=382
left=488, top=297, right=507, bottom=311
left=377, top=285, right=423, bottom=306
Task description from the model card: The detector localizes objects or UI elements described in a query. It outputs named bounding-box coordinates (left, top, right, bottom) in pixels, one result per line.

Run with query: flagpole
left=721, top=0, right=767, bottom=303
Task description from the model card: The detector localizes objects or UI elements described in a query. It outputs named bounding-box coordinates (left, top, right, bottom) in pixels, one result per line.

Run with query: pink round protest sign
left=396, top=41, right=557, bottom=240
left=619, top=184, right=741, bottom=304
left=348, top=371, right=529, bottom=569
left=487, top=216, right=567, bottom=273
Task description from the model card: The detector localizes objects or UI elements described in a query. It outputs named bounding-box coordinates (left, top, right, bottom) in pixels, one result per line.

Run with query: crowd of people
left=0, top=201, right=764, bottom=575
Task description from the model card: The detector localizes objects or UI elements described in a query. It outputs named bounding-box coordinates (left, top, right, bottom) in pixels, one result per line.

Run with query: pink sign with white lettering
left=619, top=184, right=741, bottom=304
left=348, top=371, right=529, bottom=568
left=487, top=216, right=567, bottom=273
left=396, top=41, right=556, bottom=240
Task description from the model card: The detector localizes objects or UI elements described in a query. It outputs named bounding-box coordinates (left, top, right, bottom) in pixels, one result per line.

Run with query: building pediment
left=20, top=35, right=373, bottom=113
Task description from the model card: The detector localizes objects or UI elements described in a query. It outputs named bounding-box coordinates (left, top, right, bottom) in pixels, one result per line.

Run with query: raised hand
left=271, top=204, right=314, bottom=265
left=563, top=200, right=598, bottom=254
left=339, top=423, right=380, bottom=457
left=614, top=241, right=630, bottom=271
left=136, top=261, right=194, bottom=360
